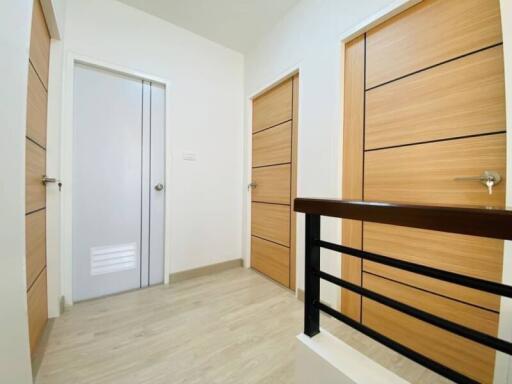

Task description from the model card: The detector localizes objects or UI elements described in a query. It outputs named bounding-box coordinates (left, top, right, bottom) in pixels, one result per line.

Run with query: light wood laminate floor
left=36, top=268, right=449, bottom=383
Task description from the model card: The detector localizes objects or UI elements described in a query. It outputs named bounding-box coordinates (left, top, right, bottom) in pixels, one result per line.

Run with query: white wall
left=0, top=1, right=34, bottom=382
left=243, top=0, right=397, bottom=306
left=49, top=0, right=244, bottom=305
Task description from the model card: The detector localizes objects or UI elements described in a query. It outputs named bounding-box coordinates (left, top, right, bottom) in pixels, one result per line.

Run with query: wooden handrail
left=294, top=198, right=512, bottom=240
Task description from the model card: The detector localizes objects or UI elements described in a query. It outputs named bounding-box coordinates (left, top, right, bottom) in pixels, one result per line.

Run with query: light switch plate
left=183, top=152, right=197, bottom=161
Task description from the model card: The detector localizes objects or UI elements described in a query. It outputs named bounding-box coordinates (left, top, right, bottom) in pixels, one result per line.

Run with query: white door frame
left=60, top=52, right=172, bottom=305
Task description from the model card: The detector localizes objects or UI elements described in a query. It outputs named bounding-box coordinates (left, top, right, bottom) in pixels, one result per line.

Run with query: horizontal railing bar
left=294, top=198, right=512, bottom=240
left=317, top=240, right=512, bottom=298
left=316, top=302, right=477, bottom=384
left=315, top=269, right=512, bottom=354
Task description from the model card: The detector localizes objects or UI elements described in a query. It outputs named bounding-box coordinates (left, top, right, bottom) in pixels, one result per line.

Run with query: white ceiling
left=117, top=0, right=300, bottom=53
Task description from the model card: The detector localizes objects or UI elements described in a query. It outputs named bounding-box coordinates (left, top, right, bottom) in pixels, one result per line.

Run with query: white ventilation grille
left=90, top=243, right=137, bottom=276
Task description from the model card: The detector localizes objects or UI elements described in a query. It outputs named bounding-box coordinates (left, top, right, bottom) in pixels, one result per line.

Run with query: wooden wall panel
left=252, top=79, right=293, bottom=133
left=366, top=46, right=506, bottom=149
left=363, top=273, right=499, bottom=336
left=30, top=0, right=51, bottom=89
left=252, top=164, right=291, bottom=204
left=26, top=209, right=46, bottom=289
left=341, top=35, right=365, bottom=320
left=364, top=223, right=502, bottom=311
left=252, top=121, right=291, bottom=167
left=26, top=139, right=46, bottom=213
left=366, top=0, right=503, bottom=88
left=252, top=203, right=290, bottom=246
left=364, top=134, right=506, bottom=206
left=363, top=298, right=495, bottom=383
left=27, top=64, right=48, bottom=148
left=251, top=236, right=290, bottom=286
left=27, top=270, right=48, bottom=354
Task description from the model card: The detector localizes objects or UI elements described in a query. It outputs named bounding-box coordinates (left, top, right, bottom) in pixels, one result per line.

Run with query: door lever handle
left=454, top=171, right=501, bottom=195
left=42, top=175, right=57, bottom=185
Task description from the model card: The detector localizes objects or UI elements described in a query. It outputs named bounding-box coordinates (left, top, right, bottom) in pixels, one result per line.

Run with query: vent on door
left=90, top=243, right=137, bottom=276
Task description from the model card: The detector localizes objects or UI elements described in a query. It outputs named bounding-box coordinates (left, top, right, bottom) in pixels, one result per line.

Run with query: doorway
left=72, top=63, right=165, bottom=301
left=341, top=0, right=505, bottom=382
left=250, top=74, right=299, bottom=289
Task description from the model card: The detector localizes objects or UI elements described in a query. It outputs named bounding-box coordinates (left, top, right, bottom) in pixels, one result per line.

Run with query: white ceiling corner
left=116, top=0, right=300, bottom=53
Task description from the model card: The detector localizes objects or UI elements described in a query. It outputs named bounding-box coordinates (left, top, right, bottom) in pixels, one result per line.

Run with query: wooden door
left=251, top=76, right=298, bottom=289
left=26, top=0, right=50, bottom=356
left=341, top=0, right=505, bottom=382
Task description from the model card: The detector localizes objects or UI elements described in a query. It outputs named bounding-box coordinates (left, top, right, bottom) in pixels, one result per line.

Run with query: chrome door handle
left=42, top=175, right=57, bottom=185
left=154, top=183, right=164, bottom=191
left=454, top=170, right=501, bottom=195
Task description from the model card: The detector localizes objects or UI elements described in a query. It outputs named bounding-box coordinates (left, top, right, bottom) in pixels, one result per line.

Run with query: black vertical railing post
left=304, top=213, right=321, bottom=337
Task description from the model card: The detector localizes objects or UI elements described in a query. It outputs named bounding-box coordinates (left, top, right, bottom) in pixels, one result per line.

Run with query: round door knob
left=154, top=183, right=164, bottom=191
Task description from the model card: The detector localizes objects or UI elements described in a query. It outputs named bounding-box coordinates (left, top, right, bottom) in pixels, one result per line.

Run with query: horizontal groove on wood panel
left=251, top=164, right=291, bottom=205
left=364, top=270, right=499, bottom=314
left=363, top=222, right=502, bottom=311
left=251, top=119, right=292, bottom=136
left=27, top=63, right=48, bottom=148
left=252, top=202, right=290, bottom=247
left=365, top=0, right=503, bottom=89
left=252, top=234, right=290, bottom=249
left=365, top=130, right=506, bottom=152
left=26, top=208, right=46, bottom=290
left=252, top=119, right=292, bottom=168
left=365, top=45, right=506, bottom=150
left=251, top=236, right=290, bottom=287
left=29, top=0, right=50, bottom=90
left=365, top=43, right=503, bottom=92
left=364, top=133, right=506, bottom=207
left=26, top=136, right=46, bottom=151
left=27, top=269, right=48, bottom=354
left=363, top=272, right=499, bottom=336
left=26, top=138, right=46, bottom=214
left=363, top=298, right=496, bottom=383
left=252, top=162, right=291, bottom=169
left=252, top=79, right=293, bottom=133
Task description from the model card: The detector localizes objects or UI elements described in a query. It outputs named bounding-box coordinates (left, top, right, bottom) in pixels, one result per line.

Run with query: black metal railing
left=295, top=198, right=512, bottom=384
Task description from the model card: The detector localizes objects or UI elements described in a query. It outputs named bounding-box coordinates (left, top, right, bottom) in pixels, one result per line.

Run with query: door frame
left=338, top=0, right=512, bottom=382
left=245, top=68, right=299, bottom=291
left=59, top=52, right=172, bottom=305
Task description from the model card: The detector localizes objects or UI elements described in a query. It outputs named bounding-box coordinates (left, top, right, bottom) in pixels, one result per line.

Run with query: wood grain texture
left=27, top=63, right=48, bottom=147
left=26, top=139, right=46, bottom=213
left=363, top=223, right=502, bottom=311
left=252, top=121, right=291, bottom=167
left=30, top=0, right=51, bottom=89
left=366, top=46, right=506, bottom=150
left=26, top=209, right=46, bottom=289
left=251, top=236, right=289, bottom=286
left=363, top=298, right=496, bottom=383
left=341, top=220, right=362, bottom=321
left=341, top=35, right=365, bottom=321
left=252, top=164, right=290, bottom=205
left=28, top=270, right=48, bottom=355
left=290, top=75, right=299, bottom=291
left=252, top=203, right=290, bottom=247
left=366, top=0, right=503, bottom=88
left=363, top=272, right=499, bottom=336
left=364, top=134, right=506, bottom=206
left=252, top=79, right=292, bottom=133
